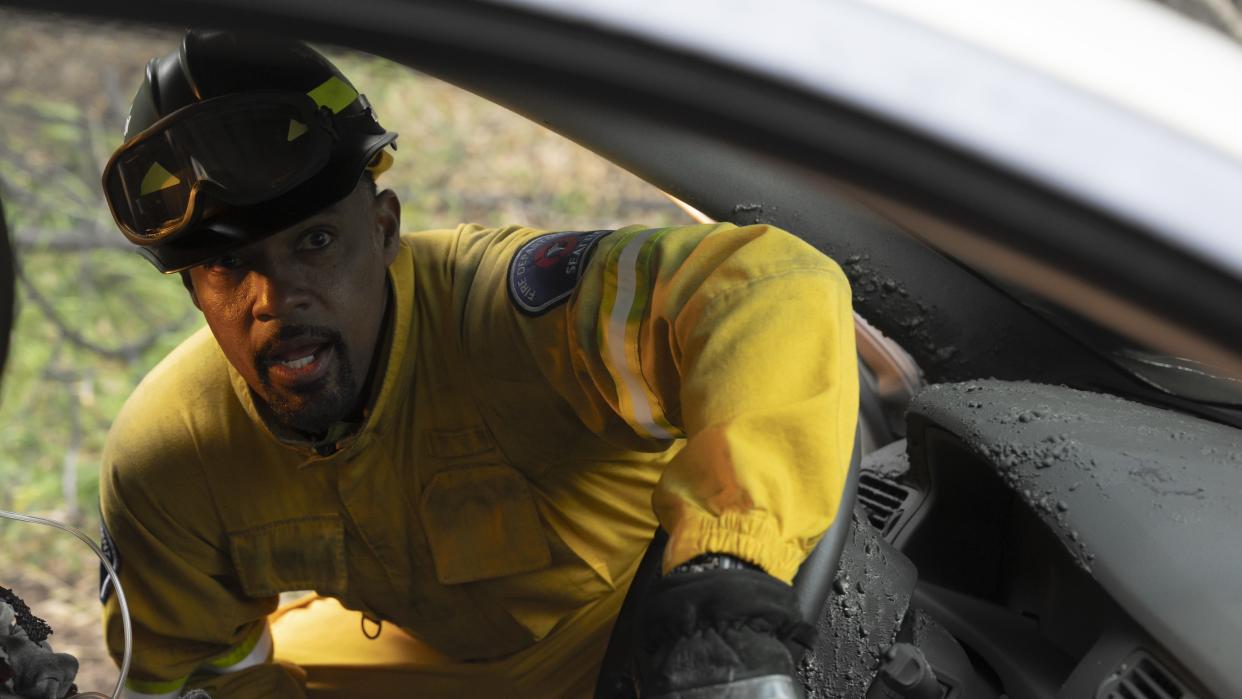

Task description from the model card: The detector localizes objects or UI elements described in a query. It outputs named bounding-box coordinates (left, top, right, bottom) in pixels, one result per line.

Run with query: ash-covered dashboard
left=858, top=380, right=1242, bottom=699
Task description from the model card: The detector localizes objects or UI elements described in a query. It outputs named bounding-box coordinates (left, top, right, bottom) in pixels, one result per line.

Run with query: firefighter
left=98, top=30, right=858, bottom=698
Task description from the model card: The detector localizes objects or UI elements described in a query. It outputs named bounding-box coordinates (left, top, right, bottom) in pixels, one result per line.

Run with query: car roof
left=499, top=0, right=1242, bottom=280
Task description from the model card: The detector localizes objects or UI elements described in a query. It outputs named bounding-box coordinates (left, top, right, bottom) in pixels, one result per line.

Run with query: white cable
left=0, top=509, right=131, bottom=699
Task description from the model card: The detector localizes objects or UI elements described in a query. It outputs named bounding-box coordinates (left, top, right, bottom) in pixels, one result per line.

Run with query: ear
left=374, top=188, right=402, bottom=266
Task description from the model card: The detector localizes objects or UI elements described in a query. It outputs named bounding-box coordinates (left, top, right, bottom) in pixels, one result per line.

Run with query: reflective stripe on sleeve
left=121, top=624, right=271, bottom=697
left=205, top=623, right=272, bottom=674
left=602, top=228, right=678, bottom=440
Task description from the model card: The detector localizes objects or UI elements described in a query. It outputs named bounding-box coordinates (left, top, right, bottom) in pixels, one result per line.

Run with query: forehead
left=223, top=185, right=372, bottom=256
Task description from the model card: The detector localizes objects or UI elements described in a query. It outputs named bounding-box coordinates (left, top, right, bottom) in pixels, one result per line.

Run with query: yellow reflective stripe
left=307, top=75, right=358, bottom=114
left=119, top=625, right=268, bottom=698
left=206, top=623, right=271, bottom=673
left=601, top=228, right=677, bottom=440
left=139, top=163, right=181, bottom=196
left=122, top=677, right=186, bottom=698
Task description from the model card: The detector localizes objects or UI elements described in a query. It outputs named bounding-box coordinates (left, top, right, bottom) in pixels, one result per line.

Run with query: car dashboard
left=847, top=380, right=1239, bottom=699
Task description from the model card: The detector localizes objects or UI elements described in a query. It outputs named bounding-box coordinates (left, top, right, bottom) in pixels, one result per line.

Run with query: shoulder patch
left=508, top=230, right=612, bottom=316
left=99, top=519, right=122, bottom=604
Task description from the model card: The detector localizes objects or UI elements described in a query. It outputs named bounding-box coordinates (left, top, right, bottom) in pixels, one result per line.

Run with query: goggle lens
left=107, top=134, right=193, bottom=238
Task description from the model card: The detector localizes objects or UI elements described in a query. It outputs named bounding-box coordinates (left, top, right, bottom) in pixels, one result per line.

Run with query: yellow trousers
left=269, top=576, right=629, bottom=698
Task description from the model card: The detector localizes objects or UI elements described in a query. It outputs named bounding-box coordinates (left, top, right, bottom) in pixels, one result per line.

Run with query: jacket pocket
left=229, top=515, right=347, bottom=598
left=420, top=464, right=552, bottom=584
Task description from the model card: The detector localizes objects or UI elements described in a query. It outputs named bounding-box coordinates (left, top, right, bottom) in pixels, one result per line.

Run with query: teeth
left=280, top=353, right=315, bottom=369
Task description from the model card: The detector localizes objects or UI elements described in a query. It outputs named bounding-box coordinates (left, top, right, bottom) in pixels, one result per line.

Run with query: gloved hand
left=637, top=563, right=816, bottom=699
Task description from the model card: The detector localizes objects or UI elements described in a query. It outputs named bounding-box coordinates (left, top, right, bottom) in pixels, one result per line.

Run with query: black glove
left=637, top=564, right=816, bottom=699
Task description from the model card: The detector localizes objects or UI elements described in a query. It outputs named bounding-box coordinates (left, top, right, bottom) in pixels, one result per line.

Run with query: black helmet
left=102, top=30, right=397, bottom=273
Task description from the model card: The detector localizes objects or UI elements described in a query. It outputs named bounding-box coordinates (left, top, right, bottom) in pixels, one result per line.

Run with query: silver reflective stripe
left=605, top=228, right=675, bottom=440
left=648, top=674, right=804, bottom=699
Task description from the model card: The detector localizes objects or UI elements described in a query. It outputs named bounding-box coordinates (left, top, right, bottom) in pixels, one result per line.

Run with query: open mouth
left=261, top=337, right=336, bottom=387
left=279, top=351, right=319, bottom=370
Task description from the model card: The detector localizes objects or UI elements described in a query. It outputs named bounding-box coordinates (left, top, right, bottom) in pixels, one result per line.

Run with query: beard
left=254, top=324, right=357, bottom=437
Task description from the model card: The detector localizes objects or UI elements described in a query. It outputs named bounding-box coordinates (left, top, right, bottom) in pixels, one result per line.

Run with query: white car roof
left=491, top=0, right=1242, bottom=279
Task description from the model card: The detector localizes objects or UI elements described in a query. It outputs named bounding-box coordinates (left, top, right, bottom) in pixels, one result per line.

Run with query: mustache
left=254, top=324, right=344, bottom=368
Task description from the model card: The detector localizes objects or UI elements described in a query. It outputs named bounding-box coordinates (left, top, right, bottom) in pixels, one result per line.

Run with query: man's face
left=188, top=181, right=401, bottom=437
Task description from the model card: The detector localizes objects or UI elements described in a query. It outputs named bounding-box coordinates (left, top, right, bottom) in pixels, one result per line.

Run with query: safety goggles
left=103, top=89, right=354, bottom=245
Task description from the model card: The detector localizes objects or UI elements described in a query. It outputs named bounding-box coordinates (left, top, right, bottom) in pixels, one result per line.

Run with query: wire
left=0, top=509, right=131, bottom=699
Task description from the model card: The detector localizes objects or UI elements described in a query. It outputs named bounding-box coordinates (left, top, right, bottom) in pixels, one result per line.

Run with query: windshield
left=1013, top=290, right=1242, bottom=408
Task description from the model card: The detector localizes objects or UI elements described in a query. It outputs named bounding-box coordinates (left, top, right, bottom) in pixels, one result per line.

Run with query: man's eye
left=206, top=255, right=244, bottom=271
left=298, top=230, right=335, bottom=251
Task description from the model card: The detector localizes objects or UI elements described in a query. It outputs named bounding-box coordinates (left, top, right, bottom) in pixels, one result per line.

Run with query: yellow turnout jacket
left=99, top=222, right=858, bottom=696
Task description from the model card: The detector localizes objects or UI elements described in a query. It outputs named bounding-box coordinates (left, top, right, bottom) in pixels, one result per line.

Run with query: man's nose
left=250, top=268, right=312, bottom=322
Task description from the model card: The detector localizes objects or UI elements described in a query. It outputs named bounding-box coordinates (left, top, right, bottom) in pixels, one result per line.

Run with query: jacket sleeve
left=100, top=439, right=305, bottom=698
left=511, top=222, right=858, bottom=583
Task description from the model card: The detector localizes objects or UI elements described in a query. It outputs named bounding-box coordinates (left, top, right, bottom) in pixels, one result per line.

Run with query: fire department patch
left=99, top=520, right=121, bottom=604
left=508, top=230, right=612, bottom=316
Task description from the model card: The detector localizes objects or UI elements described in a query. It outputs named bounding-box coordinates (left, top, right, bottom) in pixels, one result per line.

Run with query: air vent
left=857, top=472, right=915, bottom=536
left=1097, top=651, right=1196, bottom=699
